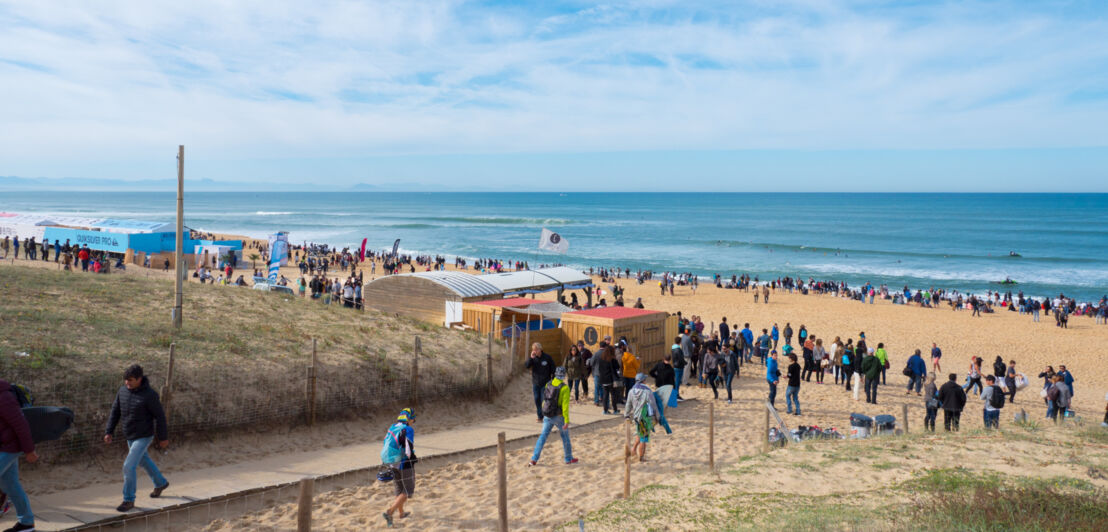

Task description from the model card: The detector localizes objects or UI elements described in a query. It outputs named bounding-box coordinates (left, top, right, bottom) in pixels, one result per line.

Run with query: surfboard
left=656, top=384, right=673, bottom=407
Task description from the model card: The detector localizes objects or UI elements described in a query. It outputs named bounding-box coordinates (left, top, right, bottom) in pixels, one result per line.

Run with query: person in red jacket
left=0, top=380, right=38, bottom=532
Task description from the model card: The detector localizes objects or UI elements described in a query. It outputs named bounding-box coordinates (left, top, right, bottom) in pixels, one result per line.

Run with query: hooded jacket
left=937, top=380, right=967, bottom=412
left=105, top=376, right=169, bottom=441
left=0, top=380, right=34, bottom=454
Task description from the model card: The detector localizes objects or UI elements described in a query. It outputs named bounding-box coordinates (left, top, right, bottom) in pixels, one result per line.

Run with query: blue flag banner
left=268, top=238, right=287, bottom=284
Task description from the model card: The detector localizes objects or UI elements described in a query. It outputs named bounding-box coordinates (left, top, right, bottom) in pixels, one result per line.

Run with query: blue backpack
left=380, top=422, right=407, bottom=465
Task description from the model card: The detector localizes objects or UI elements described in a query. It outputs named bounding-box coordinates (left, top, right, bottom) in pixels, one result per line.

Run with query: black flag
left=391, top=238, right=401, bottom=258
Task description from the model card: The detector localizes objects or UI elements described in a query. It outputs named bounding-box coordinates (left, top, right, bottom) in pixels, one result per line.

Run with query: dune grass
left=566, top=427, right=1108, bottom=531
left=0, top=264, right=487, bottom=378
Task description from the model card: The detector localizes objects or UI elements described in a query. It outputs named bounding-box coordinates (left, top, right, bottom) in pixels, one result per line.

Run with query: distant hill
left=0, top=175, right=493, bottom=192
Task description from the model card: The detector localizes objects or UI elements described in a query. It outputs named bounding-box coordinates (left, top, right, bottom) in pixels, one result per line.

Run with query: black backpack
left=989, top=385, right=1005, bottom=409
left=541, top=381, right=564, bottom=418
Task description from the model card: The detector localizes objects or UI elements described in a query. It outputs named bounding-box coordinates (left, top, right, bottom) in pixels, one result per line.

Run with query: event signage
left=43, top=227, right=130, bottom=253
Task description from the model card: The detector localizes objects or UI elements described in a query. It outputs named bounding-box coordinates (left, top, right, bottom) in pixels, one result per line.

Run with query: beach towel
left=652, top=388, right=673, bottom=434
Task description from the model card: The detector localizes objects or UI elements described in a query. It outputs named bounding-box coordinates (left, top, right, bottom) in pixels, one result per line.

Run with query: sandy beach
left=183, top=255, right=1107, bottom=531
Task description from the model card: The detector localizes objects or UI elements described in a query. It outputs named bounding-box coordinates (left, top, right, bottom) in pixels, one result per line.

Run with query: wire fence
left=69, top=466, right=382, bottom=532
left=5, top=332, right=520, bottom=460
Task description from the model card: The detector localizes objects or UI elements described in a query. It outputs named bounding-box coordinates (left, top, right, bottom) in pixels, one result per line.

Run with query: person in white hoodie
left=624, top=373, right=661, bottom=462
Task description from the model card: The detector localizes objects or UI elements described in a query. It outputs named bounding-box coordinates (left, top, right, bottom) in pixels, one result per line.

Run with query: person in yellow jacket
left=529, top=367, right=577, bottom=465
left=620, top=341, right=640, bottom=402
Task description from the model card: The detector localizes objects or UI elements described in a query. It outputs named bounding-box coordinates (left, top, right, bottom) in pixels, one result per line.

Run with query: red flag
left=359, top=238, right=367, bottom=262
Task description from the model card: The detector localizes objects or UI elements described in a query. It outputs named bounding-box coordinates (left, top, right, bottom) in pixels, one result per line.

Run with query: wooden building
left=461, top=297, right=554, bottom=335
left=561, top=307, right=670, bottom=365
left=363, top=271, right=503, bottom=326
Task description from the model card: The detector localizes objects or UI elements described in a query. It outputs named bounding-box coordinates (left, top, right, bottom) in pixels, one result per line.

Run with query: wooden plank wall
left=364, top=276, right=454, bottom=325
left=527, top=328, right=564, bottom=365
left=462, top=304, right=496, bottom=334
left=561, top=313, right=669, bottom=367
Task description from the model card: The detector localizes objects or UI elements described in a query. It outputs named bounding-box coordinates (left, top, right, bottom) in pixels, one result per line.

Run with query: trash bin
left=873, top=414, right=896, bottom=434
left=849, top=413, right=872, bottom=439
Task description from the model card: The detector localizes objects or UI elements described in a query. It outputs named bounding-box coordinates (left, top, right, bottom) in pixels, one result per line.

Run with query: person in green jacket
left=861, top=348, right=883, bottom=404
left=529, top=367, right=577, bottom=465
left=874, top=343, right=889, bottom=385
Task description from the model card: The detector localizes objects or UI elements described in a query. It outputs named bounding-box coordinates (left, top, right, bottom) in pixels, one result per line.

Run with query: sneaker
left=116, top=501, right=135, bottom=512
left=566, top=458, right=579, bottom=465
left=382, top=512, right=394, bottom=528
left=399, top=512, right=411, bottom=519
left=3, top=522, right=35, bottom=532
left=150, top=481, right=169, bottom=498
left=727, top=400, right=732, bottom=405
left=528, top=460, right=537, bottom=466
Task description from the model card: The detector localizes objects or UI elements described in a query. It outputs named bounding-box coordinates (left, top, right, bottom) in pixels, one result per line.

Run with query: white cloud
left=0, top=0, right=1105, bottom=174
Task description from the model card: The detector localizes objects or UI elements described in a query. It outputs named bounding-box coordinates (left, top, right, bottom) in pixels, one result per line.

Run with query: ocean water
left=2, top=192, right=1106, bottom=301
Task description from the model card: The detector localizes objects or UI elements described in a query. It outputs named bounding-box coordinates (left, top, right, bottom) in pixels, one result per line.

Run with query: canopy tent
left=502, top=301, right=575, bottom=320
left=478, top=266, right=593, bottom=296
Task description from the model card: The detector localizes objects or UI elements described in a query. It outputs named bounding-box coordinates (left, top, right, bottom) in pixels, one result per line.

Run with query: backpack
left=380, top=422, right=407, bottom=465
left=541, top=381, right=565, bottom=418
left=10, top=384, right=33, bottom=408
left=989, top=386, right=1005, bottom=409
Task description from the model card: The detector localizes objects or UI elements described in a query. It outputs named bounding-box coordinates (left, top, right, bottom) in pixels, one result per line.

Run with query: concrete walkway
left=32, top=403, right=618, bottom=531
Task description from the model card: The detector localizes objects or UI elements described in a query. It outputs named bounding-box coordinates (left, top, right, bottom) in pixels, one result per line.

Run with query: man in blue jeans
left=0, top=380, right=38, bottom=532
left=766, top=350, right=780, bottom=408
left=524, top=343, right=555, bottom=422
left=529, top=367, right=577, bottom=466
left=981, top=376, right=1002, bottom=429
left=104, top=365, right=170, bottom=512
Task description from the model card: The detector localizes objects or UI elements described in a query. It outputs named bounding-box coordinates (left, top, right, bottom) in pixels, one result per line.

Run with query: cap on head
left=635, top=373, right=648, bottom=383
left=555, top=366, right=567, bottom=379
left=398, top=407, right=416, bottom=422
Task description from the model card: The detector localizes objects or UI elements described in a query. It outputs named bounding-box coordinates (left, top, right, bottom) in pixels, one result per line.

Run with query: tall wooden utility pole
left=173, top=145, right=184, bottom=329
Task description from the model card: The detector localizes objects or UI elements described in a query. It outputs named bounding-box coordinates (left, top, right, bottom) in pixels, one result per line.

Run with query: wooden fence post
left=487, top=332, right=495, bottom=401
left=497, top=431, right=508, bottom=532
left=623, top=421, right=631, bottom=499
left=524, top=313, right=531, bottom=356
left=511, top=322, right=519, bottom=372
left=764, top=405, right=770, bottom=451
left=709, top=402, right=715, bottom=470
left=297, top=477, right=313, bottom=532
left=309, top=338, right=318, bottom=426
left=901, top=403, right=909, bottom=433
left=163, top=343, right=176, bottom=421
left=411, top=336, right=421, bottom=405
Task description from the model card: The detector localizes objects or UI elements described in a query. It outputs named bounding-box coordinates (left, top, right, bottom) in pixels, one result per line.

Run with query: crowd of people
left=1, top=235, right=125, bottom=273
left=519, top=310, right=1090, bottom=446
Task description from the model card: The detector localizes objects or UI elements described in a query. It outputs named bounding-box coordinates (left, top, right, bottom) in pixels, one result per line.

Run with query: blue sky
left=1, top=0, right=1106, bottom=191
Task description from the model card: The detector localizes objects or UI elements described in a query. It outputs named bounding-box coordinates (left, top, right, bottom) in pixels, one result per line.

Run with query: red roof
left=567, top=307, right=664, bottom=320
left=472, top=297, right=553, bottom=308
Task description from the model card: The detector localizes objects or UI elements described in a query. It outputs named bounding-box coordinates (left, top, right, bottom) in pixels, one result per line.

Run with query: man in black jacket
left=524, top=343, right=555, bottom=422
left=649, top=355, right=676, bottom=389
left=937, top=373, right=968, bottom=432
left=105, top=365, right=170, bottom=512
